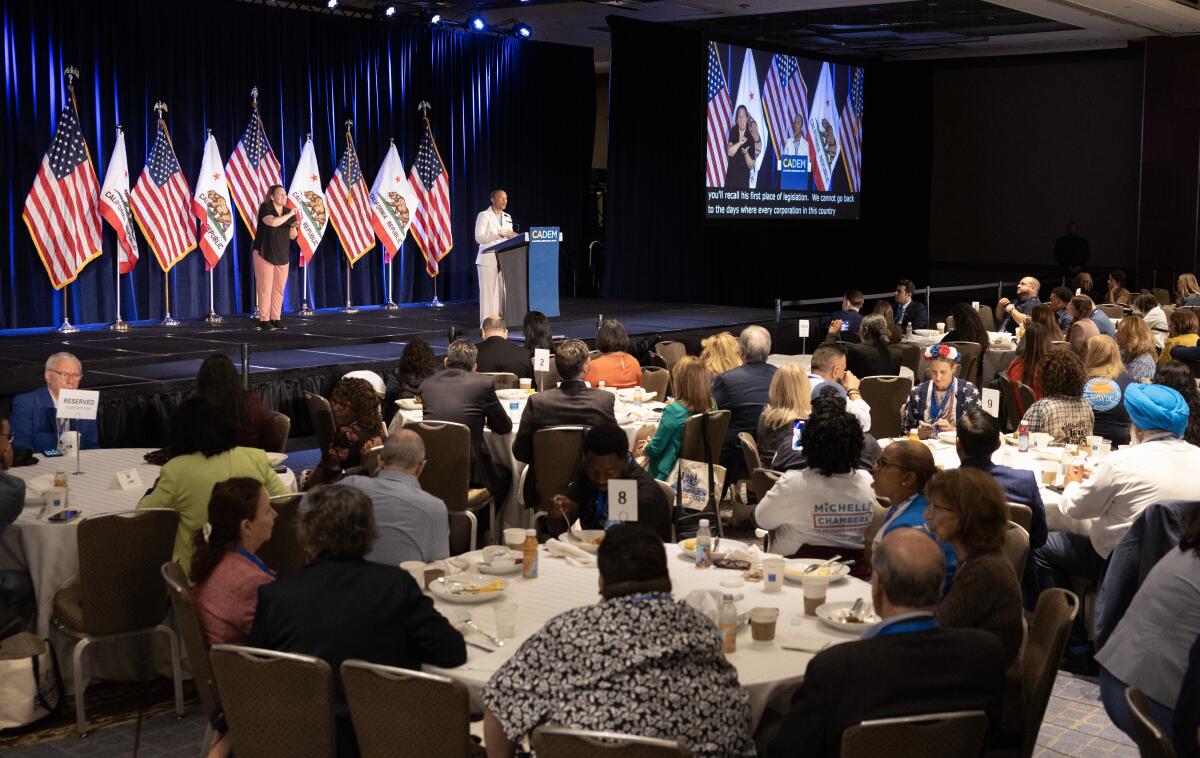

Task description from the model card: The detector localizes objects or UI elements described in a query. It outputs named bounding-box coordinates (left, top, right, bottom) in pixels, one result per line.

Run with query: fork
left=803, top=554, right=843, bottom=574
left=464, top=620, right=505, bottom=648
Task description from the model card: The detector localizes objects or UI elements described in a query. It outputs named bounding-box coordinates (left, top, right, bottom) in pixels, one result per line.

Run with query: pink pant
left=252, top=251, right=288, bottom=321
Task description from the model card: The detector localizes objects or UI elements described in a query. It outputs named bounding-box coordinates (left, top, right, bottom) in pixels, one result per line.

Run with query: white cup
left=762, top=557, right=785, bottom=594
left=519, top=378, right=532, bottom=392
left=43, top=486, right=68, bottom=514
left=1030, top=432, right=1053, bottom=449
left=59, top=430, right=80, bottom=458
left=400, top=560, right=428, bottom=589
left=504, top=528, right=527, bottom=549
left=1098, top=440, right=1112, bottom=457
left=493, top=602, right=518, bottom=640
left=1086, top=435, right=1102, bottom=455
left=936, top=322, right=946, bottom=333
left=801, top=575, right=830, bottom=616
left=1040, top=460, right=1058, bottom=486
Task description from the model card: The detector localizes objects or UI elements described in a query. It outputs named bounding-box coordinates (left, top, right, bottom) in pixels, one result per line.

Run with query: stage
left=0, top=298, right=802, bottom=448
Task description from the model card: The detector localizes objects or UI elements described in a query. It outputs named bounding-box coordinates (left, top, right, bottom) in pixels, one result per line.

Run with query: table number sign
left=532, top=348, right=551, bottom=373
left=113, top=469, right=144, bottom=492
left=608, top=479, right=638, bottom=522
left=981, top=388, right=1001, bottom=418
left=56, top=389, right=100, bottom=420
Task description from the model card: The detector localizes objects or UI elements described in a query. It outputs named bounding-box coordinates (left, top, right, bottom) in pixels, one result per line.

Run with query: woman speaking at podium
left=474, top=188, right=517, bottom=325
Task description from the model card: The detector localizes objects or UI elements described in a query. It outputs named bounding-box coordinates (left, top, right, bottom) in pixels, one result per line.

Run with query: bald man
left=766, top=529, right=1007, bottom=758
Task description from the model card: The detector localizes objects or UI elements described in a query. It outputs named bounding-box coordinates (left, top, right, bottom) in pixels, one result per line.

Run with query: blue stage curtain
left=0, top=0, right=593, bottom=329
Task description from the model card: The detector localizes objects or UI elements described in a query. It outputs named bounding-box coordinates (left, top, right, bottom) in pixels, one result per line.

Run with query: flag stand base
left=205, top=311, right=223, bottom=325
left=249, top=306, right=261, bottom=320
left=56, top=319, right=79, bottom=334
left=428, top=294, right=445, bottom=309
left=297, top=301, right=316, bottom=317
left=340, top=303, right=360, bottom=314
left=109, top=319, right=129, bottom=333
left=160, top=313, right=180, bottom=327
left=383, top=300, right=400, bottom=311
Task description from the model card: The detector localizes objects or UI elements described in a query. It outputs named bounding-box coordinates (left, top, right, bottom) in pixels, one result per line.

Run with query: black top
left=549, top=458, right=671, bottom=541
left=255, top=201, right=292, bottom=265
left=418, top=368, right=514, bottom=496
left=724, top=124, right=758, bottom=189
left=475, top=336, right=534, bottom=378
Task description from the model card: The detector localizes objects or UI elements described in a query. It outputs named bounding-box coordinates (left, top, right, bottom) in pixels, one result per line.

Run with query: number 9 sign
left=981, top=388, right=1000, bottom=419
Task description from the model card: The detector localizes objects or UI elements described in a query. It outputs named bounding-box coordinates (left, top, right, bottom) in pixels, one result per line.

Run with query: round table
left=426, top=544, right=872, bottom=732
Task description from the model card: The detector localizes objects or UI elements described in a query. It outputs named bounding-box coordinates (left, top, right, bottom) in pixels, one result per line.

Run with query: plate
left=265, top=452, right=288, bottom=466
left=566, top=529, right=606, bottom=553
left=936, top=431, right=957, bottom=444
left=496, top=389, right=527, bottom=400
left=816, top=601, right=881, bottom=633
left=676, top=538, right=745, bottom=562
left=913, top=329, right=941, bottom=337
left=477, top=560, right=523, bottom=576
left=429, top=573, right=506, bottom=604
left=396, top=397, right=423, bottom=410
left=616, top=388, right=656, bottom=402
left=783, top=560, right=852, bottom=583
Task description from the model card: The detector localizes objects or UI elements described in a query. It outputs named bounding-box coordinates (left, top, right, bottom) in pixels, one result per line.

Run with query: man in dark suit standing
left=893, top=279, right=929, bottom=331
left=766, top=528, right=1007, bottom=758
left=475, top=314, right=533, bottom=379
left=514, top=339, right=617, bottom=507
left=712, top=325, right=777, bottom=482
left=419, top=339, right=514, bottom=502
left=818, top=290, right=865, bottom=343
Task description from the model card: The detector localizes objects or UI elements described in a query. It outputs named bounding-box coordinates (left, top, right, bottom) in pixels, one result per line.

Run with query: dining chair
left=943, top=342, right=983, bottom=386
left=267, top=411, right=291, bottom=453
left=407, top=421, right=493, bottom=551
left=653, top=341, right=687, bottom=372
left=640, top=366, right=670, bottom=401
left=480, top=372, right=520, bottom=390
left=841, top=710, right=988, bottom=758
left=341, top=660, right=476, bottom=758
left=257, top=494, right=305, bottom=578
left=977, top=304, right=996, bottom=331
left=1003, top=522, right=1031, bottom=580
left=531, top=726, right=692, bottom=757
left=674, top=411, right=731, bottom=538
left=1015, top=589, right=1079, bottom=758
left=858, top=375, right=913, bottom=439
left=1006, top=503, right=1033, bottom=533
left=1125, top=687, right=1178, bottom=758
left=209, top=644, right=335, bottom=758
left=303, top=391, right=335, bottom=456
left=161, top=562, right=221, bottom=758
left=1099, top=303, right=1126, bottom=319
left=750, top=467, right=781, bottom=506
left=525, top=425, right=588, bottom=512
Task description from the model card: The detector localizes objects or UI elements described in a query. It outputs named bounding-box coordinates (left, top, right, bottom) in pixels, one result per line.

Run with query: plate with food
left=816, top=601, right=881, bottom=633
left=265, top=452, right=288, bottom=467
left=676, top=538, right=745, bottom=562
left=565, top=529, right=606, bottom=553
left=396, top=397, right=423, bottom=410
left=429, top=573, right=507, bottom=604
left=783, top=560, right=852, bottom=583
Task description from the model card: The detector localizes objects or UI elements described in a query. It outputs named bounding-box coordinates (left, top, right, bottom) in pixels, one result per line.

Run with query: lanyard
left=927, top=379, right=956, bottom=422
left=875, top=617, right=938, bottom=637
left=233, top=548, right=275, bottom=578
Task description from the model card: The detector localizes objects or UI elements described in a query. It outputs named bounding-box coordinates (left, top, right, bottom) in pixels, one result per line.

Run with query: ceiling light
left=326, top=0, right=338, bottom=8
left=385, top=5, right=395, bottom=15
left=430, top=13, right=441, bottom=23
left=515, top=22, right=533, bottom=38
left=470, top=15, right=487, bottom=31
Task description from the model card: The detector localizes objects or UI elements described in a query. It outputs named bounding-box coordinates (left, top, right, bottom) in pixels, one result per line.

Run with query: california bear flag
left=288, top=137, right=329, bottom=267
left=192, top=134, right=234, bottom=269
left=369, top=141, right=420, bottom=262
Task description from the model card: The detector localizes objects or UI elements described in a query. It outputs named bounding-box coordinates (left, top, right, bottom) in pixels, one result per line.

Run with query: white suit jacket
left=474, top=208, right=512, bottom=264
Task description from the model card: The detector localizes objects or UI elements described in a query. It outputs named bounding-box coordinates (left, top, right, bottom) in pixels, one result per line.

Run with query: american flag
left=408, top=122, right=452, bottom=277
left=706, top=42, right=733, bottom=188
left=225, top=110, right=282, bottom=238
left=326, top=136, right=375, bottom=264
left=22, top=105, right=102, bottom=290
left=763, top=54, right=811, bottom=163
left=131, top=119, right=196, bottom=271
left=838, top=67, right=864, bottom=192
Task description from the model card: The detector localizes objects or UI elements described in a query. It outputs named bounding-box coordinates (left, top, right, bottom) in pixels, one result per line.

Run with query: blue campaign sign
left=780, top=155, right=811, bottom=191
left=529, top=226, right=560, bottom=317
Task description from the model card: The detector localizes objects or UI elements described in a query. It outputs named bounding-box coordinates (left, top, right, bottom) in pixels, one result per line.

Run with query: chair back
left=997, top=373, right=1020, bottom=433
left=1016, top=382, right=1036, bottom=417
left=1049, top=340, right=1073, bottom=352
left=267, top=411, right=291, bottom=453
left=531, top=726, right=692, bottom=757
left=532, top=426, right=588, bottom=511
left=680, top=411, right=729, bottom=464
left=1020, top=588, right=1079, bottom=758
left=641, top=366, right=670, bottom=402
left=257, top=495, right=305, bottom=578
left=1125, top=687, right=1179, bottom=758
left=943, top=342, right=983, bottom=386
left=1099, top=303, right=1126, bottom=319
left=737, top=432, right=763, bottom=480
left=210, top=644, right=335, bottom=758
left=74, top=509, right=178, bottom=635
left=408, top=421, right=471, bottom=511
left=1007, top=502, right=1033, bottom=532
left=480, top=372, right=520, bottom=390
left=161, top=562, right=220, bottom=725
left=362, top=444, right=383, bottom=477
left=976, top=304, right=996, bottom=331
left=840, top=710, right=988, bottom=758
left=304, top=391, right=336, bottom=456
left=341, top=660, right=474, bottom=758
left=1003, top=522, right=1031, bottom=580
left=858, top=375, right=913, bottom=438
left=654, top=340, right=687, bottom=372
left=894, top=342, right=923, bottom=378
left=546, top=359, right=563, bottom=389
left=1152, top=288, right=1172, bottom=306
left=750, top=467, right=781, bottom=505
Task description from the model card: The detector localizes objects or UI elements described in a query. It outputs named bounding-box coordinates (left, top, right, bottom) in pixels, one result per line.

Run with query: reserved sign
left=57, top=389, right=100, bottom=420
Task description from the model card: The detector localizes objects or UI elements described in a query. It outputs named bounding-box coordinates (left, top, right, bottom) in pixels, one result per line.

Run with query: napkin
left=434, top=556, right=475, bottom=575
left=724, top=544, right=766, bottom=568
left=684, top=589, right=721, bottom=625
left=24, top=474, right=57, bottom=499
left=544, top=538, right=596, bottom=566
left=780, top=633, right=830, bottom=654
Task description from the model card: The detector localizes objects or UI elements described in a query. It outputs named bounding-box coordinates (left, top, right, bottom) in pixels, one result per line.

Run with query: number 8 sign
left=608, top=479, right=638, bottom=523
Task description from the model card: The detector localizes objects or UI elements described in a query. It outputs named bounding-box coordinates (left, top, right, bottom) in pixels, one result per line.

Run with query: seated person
left=1066, top=295, right=1101, bottom=354
left=307, top=377, right=385, bottom=488
left=699, top=331, right=742, bottom=375
left=1153, top=362, right=1200, bottom=447
left=755, top=397, right=876, bottom=573
left=475, top=314, right=533, bottom=379
left=191, top=478, right=277, bottom=645
left=0, top=415, right=32, bottom=630
left=385, top=338, right=438, bottom=405
left=942, top=302, right=990, bottom=378
left=995, top=276, right=1041, bottom=333
left=712, top=325, right=777, bottom=482
left=1049, top=285, right=1075, bottom=332
left=1007, top=323, right=1050, bottom=416
left=250, top=484, right=466, bottom=758
left=755, top=364, right=812, bottom=465
left=870, top=439, right=957, bottom=585
left=1105, top=269, right=1131, bottom=305
left=335, top=430, right=449, bottom=565
left=1029, top=302, right=1065, bottom=342
left=1132, top=292, right=1169, bottom=350
left=892, top=279, right=929, bottom=331
left=765, top=529, right=1007, bottom=758
left=196, top=353, right=282, bottom=451
left=1117, top=315, right=1160, bottom=384
left=1161, top=308, right=1200, bottom=365
left=808, top=344, right=872, bottom=432
left=1020, top=349, right=1093, bottom=445
left=584, top=319, right=643, bottom=389
left=903, top=345, right=981, bottom=438
left=641, top=356, right=712, bottom=480
left=11, top=351, right=99, bottom=452
left=138, top=398, right=288, bottom=571
left=825, top=314, right=899, bottom=378
left=548, top=424, right=670, bottom=541
left=483, top=524, right=755, bottom=758
left=1176, top=273, right=1200, bottom=307
left=1082, top=335, right=1133, bottom=446
left=771, top=390, right=883, bottom=473
left=818, top=289, right=864, bottom=343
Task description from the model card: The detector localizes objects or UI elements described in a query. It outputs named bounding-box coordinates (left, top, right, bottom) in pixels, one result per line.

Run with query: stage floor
left=0, top=298, right=782, bottom=396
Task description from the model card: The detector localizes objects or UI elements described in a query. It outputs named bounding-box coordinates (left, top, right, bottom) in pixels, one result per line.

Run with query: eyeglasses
left=49, top=369, right=83, bottom=381
left=873, top=459, right=907, bottom=473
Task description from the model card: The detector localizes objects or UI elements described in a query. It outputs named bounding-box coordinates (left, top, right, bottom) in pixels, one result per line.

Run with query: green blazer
left=645, top=401, right=693, bottom=480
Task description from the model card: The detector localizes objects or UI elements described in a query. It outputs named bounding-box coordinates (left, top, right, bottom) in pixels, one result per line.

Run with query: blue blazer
left=11, top=387, right=99, bottom=452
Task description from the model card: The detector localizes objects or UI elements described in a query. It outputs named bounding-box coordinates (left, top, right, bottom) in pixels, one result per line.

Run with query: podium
left=491, top=226, right=561, bottom=327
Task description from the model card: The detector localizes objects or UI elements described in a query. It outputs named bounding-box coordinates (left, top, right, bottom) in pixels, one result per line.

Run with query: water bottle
left=521, top=529, right=539, bottom=579
left=906, top=321, right=913, bottom=337
left=719, top=594, right=738, bottom=654
left=695, top=519, right=713, bottom=569
left=1018, top=421, right=1030, bottom=453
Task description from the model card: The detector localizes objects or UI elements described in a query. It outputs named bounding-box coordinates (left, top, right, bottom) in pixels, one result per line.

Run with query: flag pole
left=248, top=88, right=263, bottom=322
left=297, top=131, right=316, bottom=317
left=419, top=102, right=445, bottom=310
left=203, top=128, right=223, bottom=325
left=110, top=123, right=129, bottom=331
left=340, top=120, right=358, bottom=314
left=55, top=65, right=83, bottom=334
left=154, top=100, right=179, bottom=327
left=384, top=256, right=399, bottom=310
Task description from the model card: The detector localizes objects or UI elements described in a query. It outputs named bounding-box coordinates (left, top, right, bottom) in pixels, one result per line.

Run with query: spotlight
left=430, top=13, right=441, bottom=23
left=326, top=0, right=337, bottom=7
left=515, top=22, right=532, bottom=38
left=469, top=14, right=486, bottom=31
left=384, top=5, right=395, bottom=15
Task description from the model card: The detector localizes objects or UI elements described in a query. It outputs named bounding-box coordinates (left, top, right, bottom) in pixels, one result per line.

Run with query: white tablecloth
left=427, top=545, right=872, bottom=731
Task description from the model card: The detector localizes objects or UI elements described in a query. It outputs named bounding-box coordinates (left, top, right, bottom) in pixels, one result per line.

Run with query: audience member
left=827, top=313, right=899, bottom=378
left=808, top=343, right=872, bottom=432
left=925, top=469, right=1023, bottom=664
left=1176, top=635, right=1200, bottom=758
left=699, top=331, right=743, bottom=375
left=249, top=484, right=466, bottom=758
left=871, top=300, right=904, bottom=344
left=1153, top=362, right=1200, bottom=447
left=1049, top=286, right=1075, bottom=332
left=1067, top=295, right=1101, bottom=354
left=755, top=397, right=875, bottom=566
left=386, top=338, right=438, bottom=403
left=1178, top=273, right=1200, bottom=307
left=903, top=345, right=981, bottom=436
left=766, top=529, right=1006, bottom=758
left=1117, top=315, right=1159, bottom=383
left=482, top=524, right=754, bottom=758
left=308, top=377, right=385, bottom=488
left=191, top=478, right=277, bottom=645
left=11, top=352, right=99, bottom=452
left=1020, top=349, right=1093, bottom=445
left=755, top=364, right=813, bottom=465
left=642, top=356, right=712, bottom=480
left=138, top=398, right=288, bottom=570
left=869, top=440, right=956, bottom=585
left=0, top=416, right=32, bottom=628
left=1105, top=269, right=1130, bottom=305
left=1007, top=322, right=1050, bottom=415
left=892, top=279, right=928, bottom=330
left=996, top=276, right=1041, bottom=333
left=413, top=339, right=513, bottom=500
left=335, top=430, right=449, bottom=565
left=818, top=289, right=865, bottom=342
left=1082, top=335, right=1133, bottom=446
left=1029, top=302, right=1066, bottom=342
left=1097, top=518, right=1200, bottom=746
left=513, top=340, right=617, bottom=505
left=712, top=325, right=777, bottom=481
left=1161, top=308, right=1200, bottom=365
left=955, top=408, right=1047, bottom=606
left=1074, top=271, right=1098, bottom=302
left=584, top=319, right=643, bottom=389
left=1092, top=301, right=1118, bottom=337
left=196, top=353, right=281, bottom=451
left=522, top=310, right=554, bottom=354
left=1132, top=292, right=1169, bottom=350
left=475, top=315, right=533, bottom=379
left=943, top=302, right=990, bottom=377
left=771, top=392, right=883, bottom=474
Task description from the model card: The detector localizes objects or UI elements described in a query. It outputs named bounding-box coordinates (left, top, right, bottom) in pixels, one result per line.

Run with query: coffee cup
left=936, top=322, right=946, bottom=333
left=1040, top=460, right=1058, bottom=486
left=750, top=607, right=780, bottom=642
left=504, top=528, right=527, bottom=549
left=762, top=557, right=785, bottom=594
left=1030, top=432, right=1053, bottom=449
left=1086, top=435, right=1102, bottom=455
left=801, top=575, right=829, bottom=616
left=519, top=378, right=532, bottom=392
left=400, top=560, right=428, bottom=589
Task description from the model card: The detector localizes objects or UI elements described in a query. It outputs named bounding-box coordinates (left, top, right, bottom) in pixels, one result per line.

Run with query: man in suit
left=475, top=314, right=533, bottom=379
left=893, top=279, right=928, bottom=331
left=766, top=528, right=1007, bottom=758
left=818, top=289, right=865, bottom=343
left=712, top=325, right=777, bottom=482
left=513, top=339, right=617, bottom=507
left=11, top=352, right=99, bottom=452
left=419, top=339, right=513, bottom=502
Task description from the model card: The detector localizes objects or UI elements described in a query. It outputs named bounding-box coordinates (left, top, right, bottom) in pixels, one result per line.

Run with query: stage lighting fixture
left=326, top=0, right=337, bottom=8
left=470, top=15, right=487, bottom=31
left=515, top=23, right=532, bottom=38
left=430, top=13, right=441, bottom=23
left=384, top=5, right=395, bottom=15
